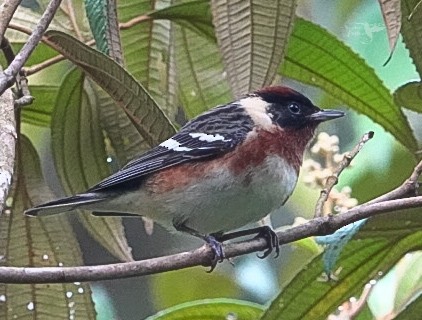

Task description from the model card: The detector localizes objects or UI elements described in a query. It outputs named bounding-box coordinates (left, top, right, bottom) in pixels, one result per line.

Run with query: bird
left=25, top=85, right=344, bottom=270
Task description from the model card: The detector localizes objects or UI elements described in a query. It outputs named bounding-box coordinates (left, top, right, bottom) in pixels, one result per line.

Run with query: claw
left=255, top=226, right=280, bottom=259
left=204, top=235, right=225, bottom=272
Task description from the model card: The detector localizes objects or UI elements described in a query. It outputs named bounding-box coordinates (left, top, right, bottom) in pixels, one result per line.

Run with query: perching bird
left=25, top=86, right=344, bottom=268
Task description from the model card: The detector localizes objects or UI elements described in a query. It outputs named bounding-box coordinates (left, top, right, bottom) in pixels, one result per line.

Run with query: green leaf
left=393, top=252, right=422, bottom=314
left=151, top=268, right=241, bottom=310
left=174, top=24, right=232, bottom=118
left=88, top=80, right=150, bottom=167
left=260, top=231, right=422, bottom=320
left=148, top=0, right=215, bottom=40
left=85, top=0, right=124, bottom=64
left=21, top=85, right=57, bottom=126
left=282, top=18, right=418, bottom=152
left=394, top=81, right=422, bottom=112
left=357, top=208, right=422, bottom=239
left=45, top=30, right=176, bottom=147
left=401, top=0, right=422, bottom=77
left=51, top=68, right=133, bottom=261
left=0, top=135, right=96, bottom=319
left=118, top=0, right=179, bottom=121
left=395, top=294, right=422, bottom=319
left=146, top=298, right=264, bottom=320
left=211, top=0, right=297, bottom=96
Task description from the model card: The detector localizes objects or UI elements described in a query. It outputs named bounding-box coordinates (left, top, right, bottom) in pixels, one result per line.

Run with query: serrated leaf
left=146, top=298, right=264, bottom=320
left=118, top=0, right=179, bottom=121
left=44, top=30, right=176, bottom=147
left=0, top=135, right=96, bottom=319
left=211, top=0, right=297, bottom=96
left=401, top=0, right=422, bottom=77
left=51, top=68, right=133, bottom=262
left=282, top=18, right=418, bottom=152
left=394, top=81, right=422, bottom=112
left=174, top=24, right=232, bottom=118
left=260, top=231, right=422, bottom=320
left=88, top=80, right=150, bottom=167
left=85, top=0, right=123, bottom=63
left=378, top=0, right=401, bottom=52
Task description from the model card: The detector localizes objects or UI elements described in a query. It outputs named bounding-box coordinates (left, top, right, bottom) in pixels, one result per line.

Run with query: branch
left=314, top=131, right=374, bottom=217
left=0, top=195, right=421, bottom=284
left=0, top=0, right=21, bottom=41
left=0, top=72, right=16, bottom=215
left=0, top=0, right=63, bottom=95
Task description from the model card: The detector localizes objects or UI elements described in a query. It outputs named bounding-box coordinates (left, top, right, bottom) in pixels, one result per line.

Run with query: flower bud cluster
left=304, top=132, right=358, bottom=214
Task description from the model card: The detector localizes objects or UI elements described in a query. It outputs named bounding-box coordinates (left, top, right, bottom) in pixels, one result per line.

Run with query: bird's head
left=236, top=86, right=345, bottom=165
left=252, top=86, right=345, bottom=130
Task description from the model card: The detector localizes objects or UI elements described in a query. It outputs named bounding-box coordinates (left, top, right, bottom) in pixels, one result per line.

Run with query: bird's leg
left=173, top=222, right=225, bottom=272
left=218, top=226, right=280, bottom=259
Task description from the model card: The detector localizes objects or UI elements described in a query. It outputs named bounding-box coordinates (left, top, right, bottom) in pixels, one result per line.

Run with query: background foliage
left=0, top=0, right=421, bottom=319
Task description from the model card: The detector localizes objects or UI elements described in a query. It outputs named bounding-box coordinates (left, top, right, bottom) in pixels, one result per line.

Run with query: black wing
left=88, top=103, right=254, bottom=191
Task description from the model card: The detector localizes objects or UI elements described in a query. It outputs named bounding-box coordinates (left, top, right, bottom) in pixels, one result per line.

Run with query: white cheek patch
left=240, top=96, right=273, bottom=129
left=189, top=133, right=231, bottom=142
left=160, top=138, right=192, bottom=152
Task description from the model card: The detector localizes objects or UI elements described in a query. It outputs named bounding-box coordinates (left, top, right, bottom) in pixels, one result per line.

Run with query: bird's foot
left=204, top=235, right=225, bottom=272
left=218, top=226, right=280, bottom=259
left=255, top=226, right=280, bottom=259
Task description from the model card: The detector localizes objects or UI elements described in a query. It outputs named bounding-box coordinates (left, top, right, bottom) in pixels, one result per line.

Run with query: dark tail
left=25, top=193, right=106, bottom=217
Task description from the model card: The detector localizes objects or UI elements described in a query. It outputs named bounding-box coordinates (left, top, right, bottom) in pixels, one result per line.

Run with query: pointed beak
left=307, top=109, right=345, bottom=122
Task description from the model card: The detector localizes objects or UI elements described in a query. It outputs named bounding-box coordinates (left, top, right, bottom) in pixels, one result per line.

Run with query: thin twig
left=119, top=15, right=151, bottom=29
left=24, top=54, right=67, bottom=76
left=0, top=0, right=64, bottom=95
left=0, top=195, right=421, bottom=284
left=0, top=0, right=21, bottom=41
left=314, top=131, right=374, bottom=218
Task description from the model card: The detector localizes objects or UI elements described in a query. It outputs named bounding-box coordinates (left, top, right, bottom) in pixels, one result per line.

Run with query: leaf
left=401, top=0, right=422, bottom=77
left=118, top=0, right=179, bottom=121
left=151, top=268, right=241, bottom=310
left=85, top=0, right=124, bottom=64
left=211, top=0, right=297, bottom=96
left=282, top=18, right=418, bottom=152
left=395, top=294, right=422, bottom=319
left=21, top=85, right=58, bottom=126
left=378, top=0, right=401, bottom=53
left=88, top=80, right=149, bottom=167
left=51, top=68, right=133, bottom=261
left=146, top=298, right=264, bottom=320
left=260, top=231, right=422, bottom=320
left=0, top=135, right=96, bottom=319
left=357, top=208, right=422, bottom=239
left=44, top=30, right=176, bottom=147
left=393, top=252, right=422, bottom=314
left=174, top=24, right=232, bottom=118
left=148, top=0, right=215, bottom=40
left=394, top=81, right=422, bottom=112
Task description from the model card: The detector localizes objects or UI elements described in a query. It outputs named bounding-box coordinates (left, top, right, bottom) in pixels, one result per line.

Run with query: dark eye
left=288, top=103, right=301, bottom=115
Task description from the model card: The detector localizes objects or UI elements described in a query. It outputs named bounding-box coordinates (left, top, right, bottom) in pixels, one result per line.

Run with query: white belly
left=101, top=155, right=298, bottom=235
